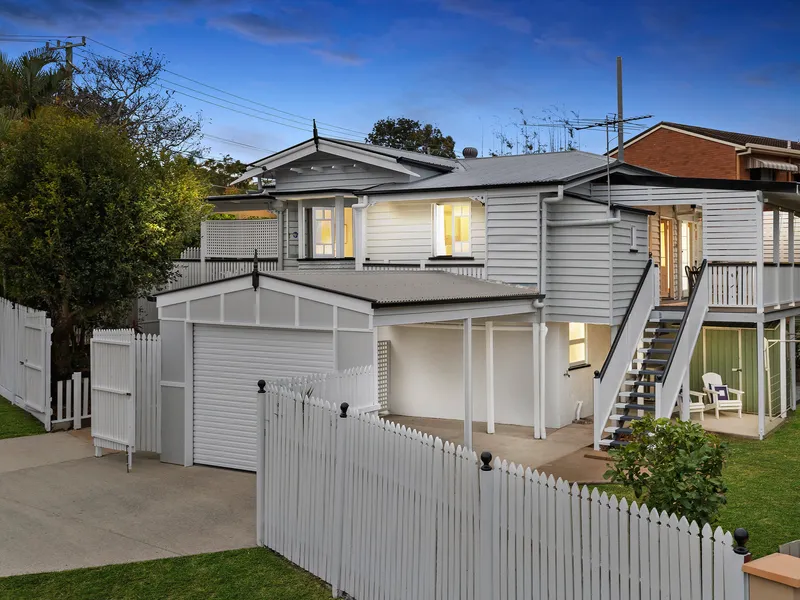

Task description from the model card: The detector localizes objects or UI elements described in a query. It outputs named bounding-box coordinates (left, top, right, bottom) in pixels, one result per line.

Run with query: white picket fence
left=91, top=330, right=161, bottom=470
left=52, top=373, right=91, bottom=429
left=275, top=366, right=376, bottom=413
left=256, top=383, right=749, bottom=600
left=0, top=297, right=53, bottom=430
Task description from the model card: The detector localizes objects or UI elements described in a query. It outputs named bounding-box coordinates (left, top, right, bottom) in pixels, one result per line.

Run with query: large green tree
left=366, top=117, right=456, bottom=158
left=0, top=108, right=210, bottom=376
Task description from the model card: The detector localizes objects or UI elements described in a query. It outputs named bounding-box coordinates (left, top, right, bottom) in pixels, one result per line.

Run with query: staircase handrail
left=593, top=259, right=657, bottom=449
left=655, top=259, right=709, bottom=418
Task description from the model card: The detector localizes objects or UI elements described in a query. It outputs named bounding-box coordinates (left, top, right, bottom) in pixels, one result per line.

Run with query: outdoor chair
left=702, top=372, right=744, bottom=418
left=688, top=390, right=714, bottom=420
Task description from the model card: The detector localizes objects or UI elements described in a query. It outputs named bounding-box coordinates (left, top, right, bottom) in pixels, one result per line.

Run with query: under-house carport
left=156, top=270, right=542, bottom=471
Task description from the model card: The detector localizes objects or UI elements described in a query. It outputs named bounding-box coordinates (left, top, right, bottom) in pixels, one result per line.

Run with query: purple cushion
left=713, top=384, right=729, bottom=401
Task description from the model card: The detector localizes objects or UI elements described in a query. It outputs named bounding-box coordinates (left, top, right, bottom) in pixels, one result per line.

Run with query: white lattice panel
left=204, top=220, right=279, bottom=259
left=378, top=340, right=390, bottom=414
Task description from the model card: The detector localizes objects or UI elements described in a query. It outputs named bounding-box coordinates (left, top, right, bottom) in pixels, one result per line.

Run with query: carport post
left=485, top=321, right=495, bottom=434
left=464, top=317, right=473, bottom=450
left=256, top=380, right=266, bottom=547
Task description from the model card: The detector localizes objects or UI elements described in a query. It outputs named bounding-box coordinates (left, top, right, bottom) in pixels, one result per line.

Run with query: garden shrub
left=604, top=414, right=728, bottom=525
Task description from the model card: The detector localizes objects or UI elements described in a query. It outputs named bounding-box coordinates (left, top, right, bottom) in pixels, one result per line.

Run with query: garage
left=156, top=269, right=542, bottom=470
left=193, top=325, right=334, bottom=470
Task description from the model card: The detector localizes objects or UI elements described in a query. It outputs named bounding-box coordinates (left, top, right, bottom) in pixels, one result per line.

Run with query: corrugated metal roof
left=360, top=150, right=615, bottom=194
left=265, top=270, right=540, bottom=306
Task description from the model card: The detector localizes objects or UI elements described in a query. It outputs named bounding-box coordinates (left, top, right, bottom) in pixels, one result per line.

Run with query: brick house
left=611, top=122, right=800, bottom=181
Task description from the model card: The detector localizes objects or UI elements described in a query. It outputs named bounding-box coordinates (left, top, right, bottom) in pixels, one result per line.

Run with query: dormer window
left=434, top=203, right=471, bottom=256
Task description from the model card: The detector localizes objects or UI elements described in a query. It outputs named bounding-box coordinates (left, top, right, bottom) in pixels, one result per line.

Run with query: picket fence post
left=331, top=401, right=349, bottom=599
left=256, top=379, right=266, bottom=547
left=478, top=451, right=494, bottom=600
left=72, top=372, right=82, bottom=430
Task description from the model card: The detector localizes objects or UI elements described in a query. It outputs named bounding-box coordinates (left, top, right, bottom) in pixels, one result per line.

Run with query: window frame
left=311, top=207, right=335, bottom=258
left=568, top=322, right=588, bottom=368
left=433, top=202, right=472, bottom=257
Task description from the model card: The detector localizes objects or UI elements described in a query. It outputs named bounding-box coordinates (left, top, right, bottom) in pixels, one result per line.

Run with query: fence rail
left=257, top=382, right=748, bottom=600
left=52, top=372, right=91, bottom=429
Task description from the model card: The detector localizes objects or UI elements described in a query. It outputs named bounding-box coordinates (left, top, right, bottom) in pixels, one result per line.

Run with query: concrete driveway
left=0, top=432, right=255, bottom=577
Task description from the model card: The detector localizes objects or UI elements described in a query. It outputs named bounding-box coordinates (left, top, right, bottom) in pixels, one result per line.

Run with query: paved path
left=0, top=434, right=255, bottom=577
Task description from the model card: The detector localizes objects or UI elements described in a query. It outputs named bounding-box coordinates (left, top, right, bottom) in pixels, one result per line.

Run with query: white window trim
left=433, top=202, right=472, bottom=257
left=568, top=323, right=588, bottom=367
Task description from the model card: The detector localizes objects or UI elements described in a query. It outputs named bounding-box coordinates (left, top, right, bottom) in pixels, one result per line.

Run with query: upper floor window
left=307, top=206, right=354, bottom=259
left=312, top=208, right=334, bottom=257
left=568, top=322, right=588, bottom=367
left=434, top=203, right=471, bottom=256
left=749, top=168, right=776, bottom=181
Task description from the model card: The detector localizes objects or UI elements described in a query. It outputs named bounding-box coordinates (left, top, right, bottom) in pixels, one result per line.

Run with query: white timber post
left=774, top=207, right=781, bottom=308
left=532, top=323, right=541, bottom=439
left=789, top=211, right=795, bottom=306
left=256, top=380, right=266, bottom=546
left=478, top=450, right=495, bottom=599
left=757, top=204, right=765, bottom=313
left=334, top=195, right=344, bottom=258
left=277, top=208, right=285, bottom=271
left=780, top=317, right=788, bottom=417
left=331, top=401, right=349, bottom=598
left=72, top=372, right=82, bottom=430
left=298, top=200, right=306, bottom=260
left=757, top=322, right=766, bottom=440
left=463, top=317, right=473, bottom=450
left=485, top=321, right=495, bottom=434
left=539, top=323, right=548, bottom=439
left=792, top=316, right=798, bottom=412
left=353, top=196, right=368, bottom=270
left=200, top=220, right=207, bottom=283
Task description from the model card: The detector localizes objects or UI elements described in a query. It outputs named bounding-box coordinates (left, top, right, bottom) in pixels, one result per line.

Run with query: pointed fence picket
left=255, top=381, right=750, bottom=600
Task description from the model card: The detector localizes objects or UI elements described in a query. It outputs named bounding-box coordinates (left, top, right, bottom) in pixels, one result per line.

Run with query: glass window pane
left=443, top=205, right=453, bottom=255
left=569, top=343, right=586, bottom=364
left=344, top=207, right=354, bottom=258
left=324, top=209, right=332, bottom=219
left=315, top=219, right=332, bottom=244
left=568, top=322, right=585, bottom=341
left=455, top=214, right=470, bottom=242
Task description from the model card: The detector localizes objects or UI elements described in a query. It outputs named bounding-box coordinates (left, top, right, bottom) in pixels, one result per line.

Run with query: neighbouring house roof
left=613, top=121, right=800, bottom=153
left=266, top=270, right=542, bottom=307
left=360, top=151, right=653, bottom=194
left=608, top=172, right=800, bottom=194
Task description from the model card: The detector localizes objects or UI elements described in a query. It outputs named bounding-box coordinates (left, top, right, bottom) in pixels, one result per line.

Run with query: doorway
left=659, top=219, right=673, bottom=298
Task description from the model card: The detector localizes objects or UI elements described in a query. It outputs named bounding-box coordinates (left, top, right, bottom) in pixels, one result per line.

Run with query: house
left=610, top=121, right=800, bottom=181
left=154, top=136, right=800, bottom=471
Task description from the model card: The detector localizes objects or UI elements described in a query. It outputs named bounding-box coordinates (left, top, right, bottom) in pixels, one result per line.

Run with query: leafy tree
left=199, top=154, right=257, bottom=194
left=68, top=50, right=202, bottom=153
left=604, top=414, right=729, bottom=525
left=366, top=117, right=456, bottom=158
left=0, top=108, right=210, bottom=376
left=0, top=49, right=67, bottom=117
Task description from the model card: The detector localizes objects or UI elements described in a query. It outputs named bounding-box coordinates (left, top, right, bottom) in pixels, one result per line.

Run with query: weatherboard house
left=152, top=136, right=800, bottom=471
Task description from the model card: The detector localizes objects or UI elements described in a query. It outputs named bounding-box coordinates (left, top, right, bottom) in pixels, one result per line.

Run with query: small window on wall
left=568, top=323, right=588, bottom=366
left=434, top=203, right=471, bottom=256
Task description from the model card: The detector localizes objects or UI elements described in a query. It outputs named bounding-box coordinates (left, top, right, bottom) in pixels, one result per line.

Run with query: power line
left=83, top=37, right=370, bottom=138
left=202, top=133, right=277, bottom=154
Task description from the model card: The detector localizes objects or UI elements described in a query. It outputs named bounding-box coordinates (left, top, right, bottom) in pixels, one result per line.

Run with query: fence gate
left=91, top=330, right=135, bottom=470
left=20, top=310, right=52, bottom=430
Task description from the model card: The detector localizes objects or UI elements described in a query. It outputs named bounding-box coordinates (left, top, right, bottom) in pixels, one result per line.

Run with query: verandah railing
left=708, top=262, right=800, bottom=310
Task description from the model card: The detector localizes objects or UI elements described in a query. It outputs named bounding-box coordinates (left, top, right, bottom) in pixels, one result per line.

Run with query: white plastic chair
left=702, top=372, right=743, bottom=418
left=688, top=390, right=713, bottom=420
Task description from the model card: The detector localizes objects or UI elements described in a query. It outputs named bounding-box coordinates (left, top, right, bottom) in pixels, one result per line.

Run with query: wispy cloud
left=436, top=0, right=531, bottom=33
left=311, top=48, right=366, bottom=66
left=533, top=33, right=606, bottom=65
left=212, top=11, right=322, bottom=45
left=742, top=62, right=800, bottom=87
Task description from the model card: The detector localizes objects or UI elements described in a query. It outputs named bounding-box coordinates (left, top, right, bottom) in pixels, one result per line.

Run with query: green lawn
left=0, top=396, right=45, bottom=440
left=0, top=548, right=332, bottom=600
left=596, top=413, right=800, bottom=557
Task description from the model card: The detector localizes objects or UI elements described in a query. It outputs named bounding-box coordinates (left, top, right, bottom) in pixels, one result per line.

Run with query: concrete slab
left=0, top=452, right=255, bottom=576
left=0, top=431, right=95, bottom=474
left=386, top=415, right=594, bottom=472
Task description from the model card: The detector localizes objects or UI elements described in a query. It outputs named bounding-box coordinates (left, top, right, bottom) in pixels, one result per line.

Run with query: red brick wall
left=612, top=127, right=738, bottom=179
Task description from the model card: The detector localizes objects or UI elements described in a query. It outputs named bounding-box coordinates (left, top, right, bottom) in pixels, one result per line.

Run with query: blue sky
left=2, top=0, right=799, bottom=163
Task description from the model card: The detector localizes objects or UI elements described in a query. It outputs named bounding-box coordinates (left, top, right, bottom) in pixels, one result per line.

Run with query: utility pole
left=616, top=56, right=624, bottom=162
left=46, top=37, right=86, bottom=92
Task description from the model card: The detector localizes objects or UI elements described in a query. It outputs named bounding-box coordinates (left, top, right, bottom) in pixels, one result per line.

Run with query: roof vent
left=462, top=147, right=479, bottom=159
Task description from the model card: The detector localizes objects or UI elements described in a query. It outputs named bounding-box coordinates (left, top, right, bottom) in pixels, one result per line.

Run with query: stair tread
left=615, top=402, right=656, bottom=411
left=642, top=338, right=675, bottom=344
left=627, top=369, right=665, bottom=377
left=632, top=358, right=668, bottom=364
left=623, top=380, right=657, bottom=386
left=599, top=439, right=627, bottom=448
left=609, top=414, right=644, bottom=422
left=619, top=391, right=656, bottom=398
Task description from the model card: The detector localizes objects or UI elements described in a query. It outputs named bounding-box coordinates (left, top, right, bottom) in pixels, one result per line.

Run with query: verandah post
left=256, top=380, right=266, bottom=547
left=331, top=402, right=349, bottom=598
left=478, top=451, right=495, bottom=600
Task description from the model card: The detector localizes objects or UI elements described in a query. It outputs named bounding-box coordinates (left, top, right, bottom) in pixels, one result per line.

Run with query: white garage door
left=193, top=324, right=334, bottom=471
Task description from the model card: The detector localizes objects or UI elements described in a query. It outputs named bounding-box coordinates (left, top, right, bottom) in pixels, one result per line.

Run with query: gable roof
left=614, top=121, right=800, bottom=153
left=328, top=138, right=460, bottom=169
left=361, top=151, right=654, bottom=194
